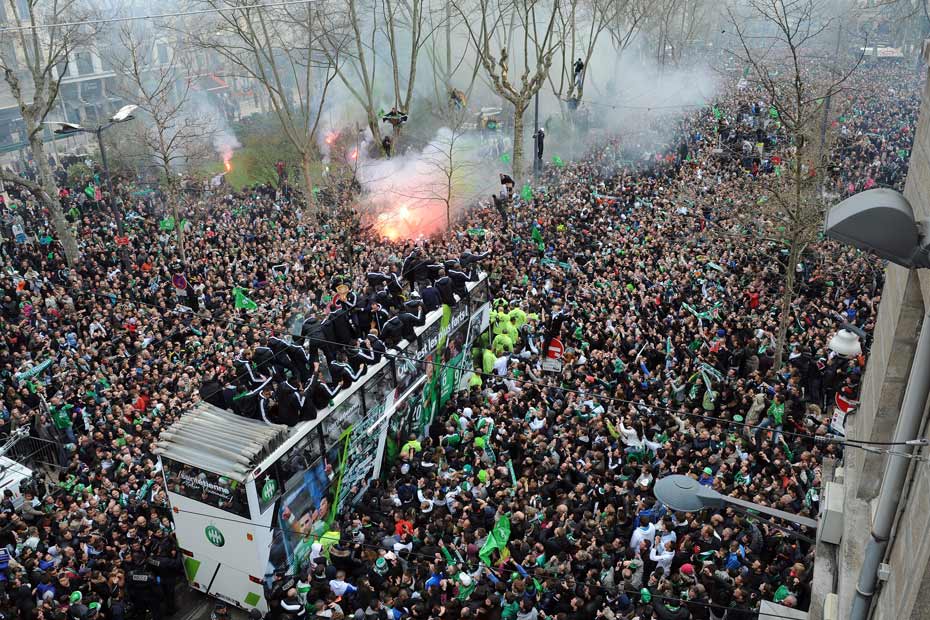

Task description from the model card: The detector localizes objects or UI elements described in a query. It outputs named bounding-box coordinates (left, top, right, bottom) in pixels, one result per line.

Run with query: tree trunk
left=367, top=114, right=384, bottom=156
left=301, top=150, right=317, bottom=218
left=512, top=103, right=526, bottom=179
left=773, top=240, right=801, bottom=370
left=172, top=196, right=186, bottom=266
left=29, top=134, right=79, bottom=265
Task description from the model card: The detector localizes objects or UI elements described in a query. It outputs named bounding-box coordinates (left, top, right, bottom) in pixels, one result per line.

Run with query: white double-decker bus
left=156, top=275, right=491, bottom=612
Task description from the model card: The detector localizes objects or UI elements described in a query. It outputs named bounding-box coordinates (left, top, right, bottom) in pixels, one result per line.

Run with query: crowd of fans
left=0, top=59, right=923, bottom=620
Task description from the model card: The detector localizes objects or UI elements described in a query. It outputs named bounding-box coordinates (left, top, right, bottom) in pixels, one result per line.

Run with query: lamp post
left=653, top=474, right=819, bottom=530
left=49, top=104, right=138, bottom=234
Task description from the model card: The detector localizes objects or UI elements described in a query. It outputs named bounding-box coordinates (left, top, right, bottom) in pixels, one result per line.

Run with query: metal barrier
left=7, top=434, right=61, bottom=472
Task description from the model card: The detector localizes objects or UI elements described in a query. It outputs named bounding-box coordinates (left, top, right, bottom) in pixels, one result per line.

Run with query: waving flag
left=233, top=286, right=258, bottom=311
left=531, top=224, right=544, bottom=251
left=479, top=514, right=511, bottom=565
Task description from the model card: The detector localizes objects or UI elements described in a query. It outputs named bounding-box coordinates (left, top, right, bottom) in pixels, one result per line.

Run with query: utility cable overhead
left=0, top=1, right=314, bottom=34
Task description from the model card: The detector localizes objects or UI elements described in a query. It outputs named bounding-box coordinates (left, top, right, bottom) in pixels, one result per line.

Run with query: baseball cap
left=703, top=467, right=713, bottom=475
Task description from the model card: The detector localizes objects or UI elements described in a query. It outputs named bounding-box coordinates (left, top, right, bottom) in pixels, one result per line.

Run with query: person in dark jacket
left=275, top=380, right=302, bottom=426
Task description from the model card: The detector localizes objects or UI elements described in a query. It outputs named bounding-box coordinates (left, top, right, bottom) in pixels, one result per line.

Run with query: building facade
left=813, top=40, right=930, bottom=620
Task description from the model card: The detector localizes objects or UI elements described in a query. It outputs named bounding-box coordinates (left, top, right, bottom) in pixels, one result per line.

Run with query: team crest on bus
left=205, top=525, right=225, bottom=547
left=261, top=479, right=278, bottom=503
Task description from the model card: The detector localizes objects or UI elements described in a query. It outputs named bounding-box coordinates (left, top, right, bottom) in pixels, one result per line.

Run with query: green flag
left=531, top=225, right=544, bottom=250
left=479, top=514, right=511, bottom=565
left=159, top=216, right=175, bottom=231
left=84, top=184, right=95, bottom=199
left=521, top=184, right=533, bottom=201
left=312, top=186, right=321, bottom=197
left=769, top=106, right=779, bottom=119
left=743, top=66, right=750, bottom=77
left=500, top=152, right=511, bottom=163
left=233, top=286, right=258, bottom=311
left=713, top=105, right=722, bottom=119
left=552, top=155, right=564, bottom=168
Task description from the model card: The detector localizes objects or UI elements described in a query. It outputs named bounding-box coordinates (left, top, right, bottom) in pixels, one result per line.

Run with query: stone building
left=813, top=40, right=930, bottom=620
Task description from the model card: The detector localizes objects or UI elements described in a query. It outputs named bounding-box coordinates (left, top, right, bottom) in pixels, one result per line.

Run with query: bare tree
left=106, top=24, right=216, bottom=264
left=417, top=111, right=482, bottom=228
left=189, top=1, right=335, bottom=215
left=550, top=0, right=647, bottom=108
left=643, top=0, right=715, bottom=70
left=727, top=0, right=862, bottom=369
left=456, top=0, right=562, bottom=177
left=423, top=0, right=482, bottom=115
left=0, top=0, right=94, bottom=264
left=317, top=0, right=432, bottom=155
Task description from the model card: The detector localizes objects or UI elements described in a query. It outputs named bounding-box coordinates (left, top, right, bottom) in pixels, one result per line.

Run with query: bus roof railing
left=156, top=402, right=291, bottom=481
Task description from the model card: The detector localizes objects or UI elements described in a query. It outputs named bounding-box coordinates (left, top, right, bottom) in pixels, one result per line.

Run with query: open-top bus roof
left=155, top=402, right=290, bottom=482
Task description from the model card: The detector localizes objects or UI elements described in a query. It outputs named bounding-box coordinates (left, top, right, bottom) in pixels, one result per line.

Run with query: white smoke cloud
left=355, top=126, right=498, bottom=239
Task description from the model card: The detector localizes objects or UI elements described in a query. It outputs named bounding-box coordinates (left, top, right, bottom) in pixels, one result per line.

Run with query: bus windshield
left=162, top=458, right=250, bottom=518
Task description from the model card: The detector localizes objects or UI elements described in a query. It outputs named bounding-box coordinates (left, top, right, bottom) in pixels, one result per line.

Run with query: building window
left=54, top=59, right=70, bottom=80
left=75, top=51, right=94, bottom=76
left=60, top=83, right=79, bottom=102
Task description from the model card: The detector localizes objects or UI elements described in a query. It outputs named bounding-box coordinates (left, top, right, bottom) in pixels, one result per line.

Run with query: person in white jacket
left=618, top=416, right=643, bottom=452
left=629, top=516, right=656, bottom=551
left=649, top=538, right=675, bottom=575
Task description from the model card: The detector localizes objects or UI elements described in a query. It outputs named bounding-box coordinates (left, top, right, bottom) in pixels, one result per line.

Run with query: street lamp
left=828, top=329, right=862, bottom=357
left=827, top=314, right=867, bottom=358
left=824, top=188, right=930, bottom=268
left=653, top=474, right=818, bottom=530
left=48, top=104, right=138, bottom=233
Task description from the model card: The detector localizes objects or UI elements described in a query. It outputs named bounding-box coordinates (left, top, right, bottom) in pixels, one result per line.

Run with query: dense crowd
left=0, top=59, right=923, bottom=620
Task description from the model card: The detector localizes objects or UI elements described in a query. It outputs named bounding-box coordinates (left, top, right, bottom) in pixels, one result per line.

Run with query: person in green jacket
left=755, top=393, right=784, bottom=445
left=49, top=398, right=77, bottom=444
